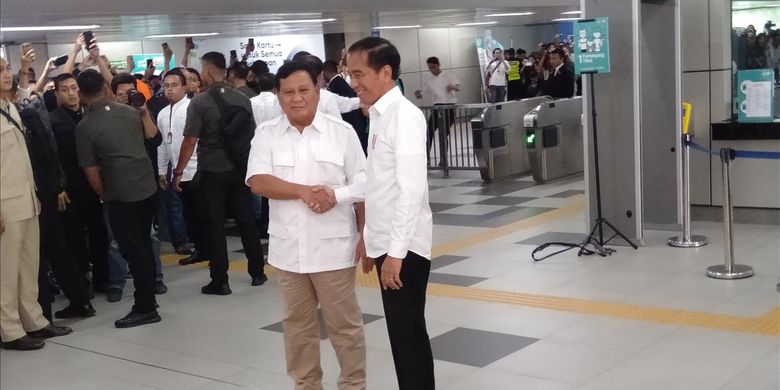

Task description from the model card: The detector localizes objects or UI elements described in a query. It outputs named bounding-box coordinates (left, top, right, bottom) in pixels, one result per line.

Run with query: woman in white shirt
left=485, top=48, right=509, bottom=103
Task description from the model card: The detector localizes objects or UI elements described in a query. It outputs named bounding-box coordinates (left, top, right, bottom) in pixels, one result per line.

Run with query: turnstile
left=470, top=97, right=551, bottom=181
left=523, top=97, right=584, bottom=183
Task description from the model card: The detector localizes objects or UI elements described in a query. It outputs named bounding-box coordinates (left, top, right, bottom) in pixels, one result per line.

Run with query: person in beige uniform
left=0, top=57, right=71, bottom=351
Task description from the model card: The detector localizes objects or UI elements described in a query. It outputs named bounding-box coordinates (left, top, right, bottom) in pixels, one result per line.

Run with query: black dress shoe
left=154, top=281, right=168, bottom=295
left=27, top=324, right=72, bottom=339
left=251, top=274, right=268, bottom=286
left=1, top=336, right=45, bottom=350
left=55, top=303, right=96, bottom=319
left=179, top=250, right=208, bottom=265
left=201, top=283, right=232, bottom=295
left=174, top=245, right=193, bottom=256
left=106, top=288, right=122, bottom=303
left=114, top=310, right=161, bottom=328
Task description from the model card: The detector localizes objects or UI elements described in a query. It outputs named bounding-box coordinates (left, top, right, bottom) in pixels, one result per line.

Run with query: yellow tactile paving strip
left=160, top=195, right=780, bottom=337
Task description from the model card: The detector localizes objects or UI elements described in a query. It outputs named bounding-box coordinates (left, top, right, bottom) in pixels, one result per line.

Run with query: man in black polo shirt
left=75, top=70, right=161, bottom=328
left=174, top=52, right=266, bottom=295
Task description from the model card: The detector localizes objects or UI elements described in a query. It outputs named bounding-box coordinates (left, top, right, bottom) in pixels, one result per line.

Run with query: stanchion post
left=706, top=148, right=753, bottom=280
left=668, top=134, right=707, bottom=247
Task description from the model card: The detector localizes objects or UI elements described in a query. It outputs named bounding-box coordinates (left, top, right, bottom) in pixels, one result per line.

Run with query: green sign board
left=573, top=17, right=610, bottom=74
left=737, top=69, right=774, bottom=123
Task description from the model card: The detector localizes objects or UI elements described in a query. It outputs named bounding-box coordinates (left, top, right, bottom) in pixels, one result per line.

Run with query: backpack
left=207, top=87, right=255, bottom=176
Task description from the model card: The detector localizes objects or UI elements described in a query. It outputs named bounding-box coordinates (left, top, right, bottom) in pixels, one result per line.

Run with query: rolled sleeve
left=245, top=127, right=273, bottom=185
left=182, top=98, right=203, bottom=138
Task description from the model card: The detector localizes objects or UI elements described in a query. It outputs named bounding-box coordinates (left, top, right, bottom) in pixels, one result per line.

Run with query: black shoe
left=1, top=336, right=45, bottom=350
left=106, top=288, right=122, bottom=303
left=114, top=310, right=161, bottom=328
left=55, top=303, right=96, bottom=319
left=27, top=324, right=72, bottom=339
left=179, top=250, right=208, bottom=266
left=154, top=281, right=168, bottom=295
left=251, top=274, right=268, bottom=286
left=201, top=283, right=231, bottom=296
left=174, top=245, right=193, bottom=256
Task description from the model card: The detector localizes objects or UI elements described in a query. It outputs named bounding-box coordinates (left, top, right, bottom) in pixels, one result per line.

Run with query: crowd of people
left=1, top=33, right=436, bottom=390
left=734, top=21, right=780, bottom=83
left=484, top=38, right=581, bottom=103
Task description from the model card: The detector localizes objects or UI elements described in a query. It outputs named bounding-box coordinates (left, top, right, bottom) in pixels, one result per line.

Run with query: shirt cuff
left=387, top=241, right=409, bottom=260
left=334, top=186, right=351, bottom=204
left=158, top=170, right=167, bottom=176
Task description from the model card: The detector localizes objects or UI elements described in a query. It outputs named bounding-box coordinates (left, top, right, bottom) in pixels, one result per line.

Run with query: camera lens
left=128, top=90, right=146, bottom=107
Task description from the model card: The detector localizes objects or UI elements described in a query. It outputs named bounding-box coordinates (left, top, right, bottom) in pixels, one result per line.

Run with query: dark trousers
left=38, top=193, right=91, bottom=311
left=488, top=85, right=506, bottom=103
left=507, top=79, right=523, bottom=100
left=426, top=106, right=455, bottom=166
left=180, top=180, right=209, bottom=257
left=107, top=195, right=157, bottom=313
left=197, top=170, right=264, bottom=285
left=376, top=252, right=435, bottom=390
left=59, top=188, right=109, bottom=287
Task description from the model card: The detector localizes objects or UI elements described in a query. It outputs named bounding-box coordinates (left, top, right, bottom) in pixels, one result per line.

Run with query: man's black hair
left=323, top=60, right=339, bottom=76
left=201, top=51, right=227, bottom=70
left=517, top=48, right=527, bottom=55
left=549, top=48, right=566, bottom=59
left=505, top=48, right=516, bottom=56
left=347, top=37, right=401, bottom=80
left=249, top=60, right=269, bottom=76
left=53, top=73, right=76, bottom=91
left=274, top=61, right=317, bottom=90
left=257, top=72, right=275, bottom=92
left=426, top=56, right=440, bottom=65
left=111, top=72, right=137, bottom=95
left=229, top=61, right=250, bottom=80
left=186, top=67, right=202, bottom=83
left=75, top=69, right=105, bottom=97
left=291, top=51, right=312, bottom=61
left=133, top=74, right=144, bottom=80
left=298, top=55, right=324, bottom=76
left=164, top=69, right=187, bottom=86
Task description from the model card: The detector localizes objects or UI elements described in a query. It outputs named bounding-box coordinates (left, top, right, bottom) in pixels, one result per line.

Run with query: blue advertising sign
left=573, top=17, right=611, bottom=74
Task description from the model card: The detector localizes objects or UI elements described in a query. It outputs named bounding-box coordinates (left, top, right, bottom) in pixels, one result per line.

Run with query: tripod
left=579, top=72, right=638, bottom=256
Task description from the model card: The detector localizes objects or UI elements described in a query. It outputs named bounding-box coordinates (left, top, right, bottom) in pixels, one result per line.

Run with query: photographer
left=75, top=69, right=161, bottom=328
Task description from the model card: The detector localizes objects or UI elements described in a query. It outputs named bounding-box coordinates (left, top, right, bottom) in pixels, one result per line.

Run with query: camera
left=126, top=89, right=146, bottom=107
left=766, top=20, right=776, bottom=30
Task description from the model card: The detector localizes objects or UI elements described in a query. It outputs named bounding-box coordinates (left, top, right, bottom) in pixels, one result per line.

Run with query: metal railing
left=421, top=103, right=491, bottom=177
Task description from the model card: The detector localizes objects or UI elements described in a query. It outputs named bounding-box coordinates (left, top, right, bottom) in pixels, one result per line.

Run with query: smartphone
left=53, top=55, right=69, bottom=66
left=146, top=59, right=154, bottom=68
left=162, top=42, right=169, bottom=50
left=230, top=50, right=238, bottom=61
left=185, top=37, right=193, bottom=47
left=248, top=38, right=254, bottom=45
left=83, top=30, right=94, bottom=49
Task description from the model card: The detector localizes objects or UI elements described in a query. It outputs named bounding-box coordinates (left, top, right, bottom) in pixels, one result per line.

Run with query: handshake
left=301, top=185, right=337, bottom=214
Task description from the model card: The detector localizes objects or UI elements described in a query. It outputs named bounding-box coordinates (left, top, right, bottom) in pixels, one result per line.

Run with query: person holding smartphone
left=485, top=48, right=509, bottom=103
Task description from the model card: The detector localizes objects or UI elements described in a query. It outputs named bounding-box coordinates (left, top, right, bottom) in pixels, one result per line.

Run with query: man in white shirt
left=485, top=48, right=509, bottom=103
left=347, top=37, right=435, bottom=390
left=156, top=69, right=209, bottom=265
left=414, top=56, right=460, bottom=167
left=246, top=61, right=368, bottom=390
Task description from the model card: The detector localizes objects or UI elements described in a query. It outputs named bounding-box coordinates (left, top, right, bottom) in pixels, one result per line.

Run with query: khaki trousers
left=0, top=216, right=49, bottom=342
left=276, top=267, right=366, bottom=390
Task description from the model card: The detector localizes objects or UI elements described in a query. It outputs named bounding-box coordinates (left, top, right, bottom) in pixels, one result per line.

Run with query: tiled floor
left=2, top=171, right=778, bottom=390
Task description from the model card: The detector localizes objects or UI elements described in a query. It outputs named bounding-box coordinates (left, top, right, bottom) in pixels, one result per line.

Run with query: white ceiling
left=1, top=2, right=580, bottom=44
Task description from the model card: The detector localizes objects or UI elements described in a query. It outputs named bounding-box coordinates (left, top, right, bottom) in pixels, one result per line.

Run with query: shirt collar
left=370, top=86, right=402, bottom=116
left=170, top=96, right=189, bottom=111
left=280, top=110, right=326, bottom=134
left=329, top=74, right=341, bottom=83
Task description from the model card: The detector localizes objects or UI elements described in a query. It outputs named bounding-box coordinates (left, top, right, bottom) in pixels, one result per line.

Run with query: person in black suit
left=539, top=49, right=575, bottom=99
left=323, top=60, right=369, bottom=154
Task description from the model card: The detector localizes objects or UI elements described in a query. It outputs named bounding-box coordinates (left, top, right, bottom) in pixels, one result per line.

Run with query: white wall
left=4, top=43, right=49, bottom=79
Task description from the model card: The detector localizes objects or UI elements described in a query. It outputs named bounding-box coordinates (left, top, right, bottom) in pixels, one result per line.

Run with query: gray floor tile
left=462, top=182, right=537, bottom=196
left=261, top=310, right=383, bottom=340
left=428, top=273, right=488, bottom=287
left=517, top=232, right=587, bottom=246
left=474, top=196, right=537, bottom=206
left=434, top=207, right=554, bottom=228
left=429, top=202, right=463, bottom=213
left=430, top=255, right=471, bottom=271
left=431, top=327, right=539, bottom=367
left=547, top=190, right=585, bottom=198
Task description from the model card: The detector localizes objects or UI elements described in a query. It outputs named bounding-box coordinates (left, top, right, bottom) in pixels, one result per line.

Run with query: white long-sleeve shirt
left=245, top=111, right=367, bottom=273
left=267, top=89, right=361, bottom=122
left=364, top=86, right=432, bottom=260
left=157, top=97, right=197, bottom=181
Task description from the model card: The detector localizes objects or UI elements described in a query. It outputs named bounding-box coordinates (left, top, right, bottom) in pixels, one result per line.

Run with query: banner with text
left=193, top=34, right=325, bottom=73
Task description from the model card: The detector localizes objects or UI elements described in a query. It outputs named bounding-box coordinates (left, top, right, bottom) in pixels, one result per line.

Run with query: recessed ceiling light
left=373, top=25, right=422, bottom=30
left=0, top=25, right=100, bottom=32
left=484, top=12, right=535, bottom=17
left=455, top=21, right=499, bottom=27
left=551, top=17, right=583, bottom=22
left=144, top=32, right=220, bottom=39
left=562, top=11, right=582, bottom=15
left=260, top=18, right=337, bottom=25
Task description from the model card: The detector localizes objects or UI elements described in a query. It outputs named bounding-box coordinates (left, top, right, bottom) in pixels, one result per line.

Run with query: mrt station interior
left=0, top=0, right=779, bottom=389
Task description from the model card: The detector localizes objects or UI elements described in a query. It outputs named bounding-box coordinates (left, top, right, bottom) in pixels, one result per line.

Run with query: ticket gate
left=523, top=97, right=585, bottom=183
left=470, top=97, right=551, bottom=181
